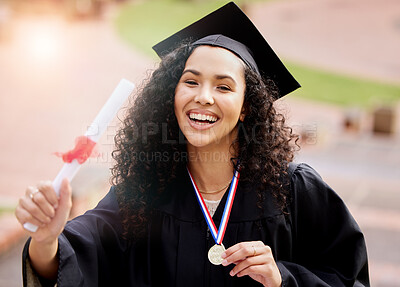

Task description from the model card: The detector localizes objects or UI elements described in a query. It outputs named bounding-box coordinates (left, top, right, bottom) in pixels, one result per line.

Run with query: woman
left=15, top=2, right=369, bottom=286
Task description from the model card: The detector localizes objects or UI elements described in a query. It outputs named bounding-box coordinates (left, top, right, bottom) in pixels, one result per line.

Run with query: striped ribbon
left=187, top=167, right=240, bottom=245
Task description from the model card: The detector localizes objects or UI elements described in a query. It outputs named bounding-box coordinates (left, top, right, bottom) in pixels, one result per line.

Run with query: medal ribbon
left=187, top=167, right=240, bottom=245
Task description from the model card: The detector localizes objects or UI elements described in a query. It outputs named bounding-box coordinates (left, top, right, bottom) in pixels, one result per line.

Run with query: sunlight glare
left=25, top=21, right=64, bottom=63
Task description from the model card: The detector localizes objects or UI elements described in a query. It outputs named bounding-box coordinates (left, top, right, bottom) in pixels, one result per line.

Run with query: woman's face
left=174, top=45, right=246, bottom=149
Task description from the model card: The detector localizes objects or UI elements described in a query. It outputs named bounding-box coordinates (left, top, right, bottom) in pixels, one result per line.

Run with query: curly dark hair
left=111, top=41, right=298, bottom=241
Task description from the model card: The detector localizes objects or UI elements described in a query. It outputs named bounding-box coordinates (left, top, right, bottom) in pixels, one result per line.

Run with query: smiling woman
left=16, top=2, right=369, bottom=287
left=174, top=45, right=246, bottom=149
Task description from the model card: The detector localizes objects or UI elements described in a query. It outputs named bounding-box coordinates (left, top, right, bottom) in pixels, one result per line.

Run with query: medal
left=208, top=244, right=226, bottom=265
left=187, top=167, right=240, bottom=264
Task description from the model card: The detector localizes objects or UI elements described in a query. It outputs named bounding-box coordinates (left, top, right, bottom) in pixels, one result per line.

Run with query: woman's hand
left=221, top=241, right=282, bottom=287
left=15, top=178, right=72, bottom=244
left=15, top=178, right=72, bottom=279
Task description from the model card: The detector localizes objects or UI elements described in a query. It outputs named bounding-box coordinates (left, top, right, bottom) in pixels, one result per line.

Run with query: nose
left=194, top=86, right=214, bottom=105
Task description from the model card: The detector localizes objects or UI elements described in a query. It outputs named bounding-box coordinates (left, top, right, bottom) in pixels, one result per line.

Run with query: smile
left=189, top=112, right=218, bottom=123
left=187, top=112, right=219, bottom=128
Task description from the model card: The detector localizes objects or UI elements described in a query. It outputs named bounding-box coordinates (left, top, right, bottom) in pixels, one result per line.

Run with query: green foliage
left=114, top=0, right=400, bottom=108
left=287, top=62, right=400, bottom=108
left=114, top=0, right=257, bottom=57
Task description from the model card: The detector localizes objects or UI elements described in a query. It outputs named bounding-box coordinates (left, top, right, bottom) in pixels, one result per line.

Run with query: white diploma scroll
left=23, top=79, right=135, bottom=232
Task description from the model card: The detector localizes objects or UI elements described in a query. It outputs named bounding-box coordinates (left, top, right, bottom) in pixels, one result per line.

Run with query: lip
left=186, top=109, right=220, bottom=130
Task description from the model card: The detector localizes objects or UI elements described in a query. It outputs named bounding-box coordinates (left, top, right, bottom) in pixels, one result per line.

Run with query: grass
left=286, top=62, right=400, bottom=108
left=114, top=0, right=400, bottom=108
left=115, top=0, right=255, bottom=57
left=0, top=206, right=14, bottom=216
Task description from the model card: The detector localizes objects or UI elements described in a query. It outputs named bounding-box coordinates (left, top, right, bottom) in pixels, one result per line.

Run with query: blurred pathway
left=0, top=0, right=399, bottom=286
left=250, top=1, right=400, bottom=286
left=0, top=7, right=152, bottom=205
left=0, top=4, right=153, bottom=278
left=250, top=0, right=400, bottom=85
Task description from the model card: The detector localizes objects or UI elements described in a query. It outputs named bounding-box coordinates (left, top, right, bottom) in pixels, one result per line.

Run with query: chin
left=185, top=137, right=214, bottom=148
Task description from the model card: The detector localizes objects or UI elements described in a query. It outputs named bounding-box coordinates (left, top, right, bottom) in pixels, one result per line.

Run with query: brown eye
left=217, top=85, right=231, bottom=92
left=185, top=80, right=198, bottom=86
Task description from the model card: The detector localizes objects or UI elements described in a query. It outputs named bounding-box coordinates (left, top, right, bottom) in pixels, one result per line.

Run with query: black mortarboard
left=152, top=2, right=300, bottom=97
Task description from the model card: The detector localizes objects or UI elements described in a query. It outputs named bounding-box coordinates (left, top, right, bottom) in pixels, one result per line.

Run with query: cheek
left=227, top=96, right=245, bottom=118
left=174, top=84, right=192, bottom=107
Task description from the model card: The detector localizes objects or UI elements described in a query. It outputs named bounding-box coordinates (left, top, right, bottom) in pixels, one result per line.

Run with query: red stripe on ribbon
left=217, top=172, right=239, bottom=244
left=55, top=136, right=98, bottom=164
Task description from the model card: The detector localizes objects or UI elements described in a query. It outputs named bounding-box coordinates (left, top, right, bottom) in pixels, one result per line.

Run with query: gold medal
left=208, top=244, right=225, bottom=265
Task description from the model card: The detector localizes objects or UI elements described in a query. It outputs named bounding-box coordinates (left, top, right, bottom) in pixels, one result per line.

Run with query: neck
left=187, top=144, right=236, bottom=200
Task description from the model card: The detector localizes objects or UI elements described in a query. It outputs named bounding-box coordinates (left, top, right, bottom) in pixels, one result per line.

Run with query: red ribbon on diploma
left=55, top=136, right=98, bottom=164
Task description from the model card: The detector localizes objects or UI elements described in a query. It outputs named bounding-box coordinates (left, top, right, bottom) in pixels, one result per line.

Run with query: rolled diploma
left=23, top=78, right=135, bottom=232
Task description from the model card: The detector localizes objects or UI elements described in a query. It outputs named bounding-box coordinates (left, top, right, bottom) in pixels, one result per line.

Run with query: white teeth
left=189, top=113, right=217, bottom=123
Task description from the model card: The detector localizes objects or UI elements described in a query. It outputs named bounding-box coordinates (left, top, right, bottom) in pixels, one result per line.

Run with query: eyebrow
left=182, top=69, right=237, bottom=86
left=215, top=74, right=237, bottom=85
left=182, top=69, right=200, bottom=76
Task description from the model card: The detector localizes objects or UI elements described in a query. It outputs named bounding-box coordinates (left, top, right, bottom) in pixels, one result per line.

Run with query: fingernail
left=221, top=259, right=228, bottom=266
left=230, top=270, right=235, bottom=276
left=53, top=204, right=58, bottom=209
left=221, top=252, right=226, bottom=258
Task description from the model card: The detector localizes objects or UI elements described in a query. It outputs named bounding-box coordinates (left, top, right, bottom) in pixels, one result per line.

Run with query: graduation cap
left=152, top=1, right=300, bottom=97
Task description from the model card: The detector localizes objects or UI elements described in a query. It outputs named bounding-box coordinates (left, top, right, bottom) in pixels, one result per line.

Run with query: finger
left=222, top=242, right=258, bottom=264
left=229, top=255, right=267, bottom=276
left=19, top=195, right=52, bottom=225
left=15, top=204, right=45, bottom=228
left=25, top=186, right=38, bottom=198
left=31, top=188, right=57, bottom=219
left=223, top=241, right=265, bottom=258
left=56, top=178, right=72, bottom=219
left=222, top=242, right=243, bottom=258
left=23, top=184, right=57, bottom=221
left=235, top=264, right=268, bottom=278
left=37, top=180, right=59, bottom=208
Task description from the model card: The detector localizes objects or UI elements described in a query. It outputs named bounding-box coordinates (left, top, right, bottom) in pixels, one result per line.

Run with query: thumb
left=31, top=178, right=73, bottom=242
left=56, top=178, right=72, bottom=220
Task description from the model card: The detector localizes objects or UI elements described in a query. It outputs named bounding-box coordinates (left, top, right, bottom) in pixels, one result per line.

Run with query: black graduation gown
left=22, top=163, right=369, bottom=286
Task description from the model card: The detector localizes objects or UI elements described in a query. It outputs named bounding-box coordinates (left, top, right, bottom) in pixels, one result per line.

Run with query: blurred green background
left=114, top=0, right=400, bottom=108
left=0, top=1, right=399, bottom=286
